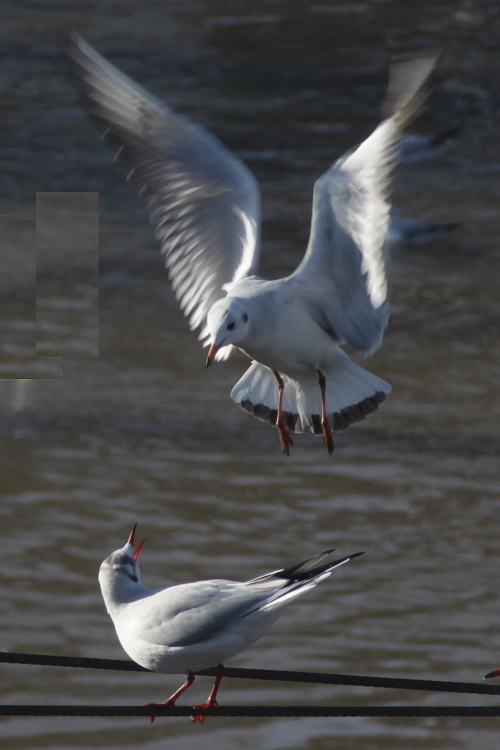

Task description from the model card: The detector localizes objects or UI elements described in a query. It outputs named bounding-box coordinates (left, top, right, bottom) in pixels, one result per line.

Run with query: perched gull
left=71, top=36, right=437, bottom=454
left=387, top=207, right=459, bottom=243
left=99, top=525, right=363, bottom=723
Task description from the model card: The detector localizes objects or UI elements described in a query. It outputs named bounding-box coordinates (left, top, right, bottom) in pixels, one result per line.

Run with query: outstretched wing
left=70, top=35, right=261, bottom=351
left=290, top=53, right=438, bottom=355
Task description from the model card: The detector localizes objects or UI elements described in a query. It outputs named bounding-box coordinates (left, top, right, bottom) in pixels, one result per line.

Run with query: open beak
left=127, top=525, right=145, bottom=559
left=127, top=523, right=138, bottom=545
left=206, top=344, right=218, bottom=368
left=133, top=538, right=146, bottom=560
left=484, top=667, right=500, bottom=679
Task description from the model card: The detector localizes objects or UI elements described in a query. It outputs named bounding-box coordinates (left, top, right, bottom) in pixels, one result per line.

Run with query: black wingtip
left=330, top=550, right=364, bottom=567
left=347, top=551, right=365, bottom=561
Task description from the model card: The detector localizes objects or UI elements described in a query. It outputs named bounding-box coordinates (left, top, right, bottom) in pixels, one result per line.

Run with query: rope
left=0, top=651, right=148, bottom=672
left=1, top=705, right=500, bottom=717
left=196, top=666, right=500, bottom=696
left=1, top=651, right=499, bottom=696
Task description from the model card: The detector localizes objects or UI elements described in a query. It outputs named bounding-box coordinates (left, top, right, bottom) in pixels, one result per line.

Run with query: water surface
left=1, top=2, right=500, bottom=748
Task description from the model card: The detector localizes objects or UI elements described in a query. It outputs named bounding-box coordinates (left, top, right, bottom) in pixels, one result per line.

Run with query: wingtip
left=383, top=49, right=440, bottom=123
left=67, top=30, right=88, bottom=60
left=348, top=551, right=365, bottom=560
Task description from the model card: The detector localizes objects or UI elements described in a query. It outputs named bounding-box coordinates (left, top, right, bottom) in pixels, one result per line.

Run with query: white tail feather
left=231, top=353, right=391, bottom=435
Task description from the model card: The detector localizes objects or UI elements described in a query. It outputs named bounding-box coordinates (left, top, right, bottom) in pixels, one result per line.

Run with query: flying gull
left=71, top=36, right=437, bottom=454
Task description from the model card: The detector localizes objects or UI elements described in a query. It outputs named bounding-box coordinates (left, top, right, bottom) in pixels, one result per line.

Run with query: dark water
left=1, top=1, right=500, bottom=748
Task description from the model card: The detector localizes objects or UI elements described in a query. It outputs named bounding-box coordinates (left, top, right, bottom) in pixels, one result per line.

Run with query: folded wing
left=135, top=580, right=277, bottom=648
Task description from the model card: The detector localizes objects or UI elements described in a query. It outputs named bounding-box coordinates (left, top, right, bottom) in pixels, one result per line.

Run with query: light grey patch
left=36, top=192, right=100, bottom=359
left=0, top=215, right=62, bottom=379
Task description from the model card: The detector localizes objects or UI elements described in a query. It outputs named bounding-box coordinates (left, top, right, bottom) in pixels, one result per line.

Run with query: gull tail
left=231, top=353, right=391, bottom=436
left=246, top=550, right=364, bottom=614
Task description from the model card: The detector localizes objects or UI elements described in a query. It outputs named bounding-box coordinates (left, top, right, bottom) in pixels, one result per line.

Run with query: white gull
left=99, top=525, right=363, bottom=723
left=71, top=36, right=437, bottom=454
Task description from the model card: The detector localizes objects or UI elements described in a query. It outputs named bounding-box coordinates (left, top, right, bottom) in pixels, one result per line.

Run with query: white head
left=98, top=524, right=146, bottom=611
left=206, top=297, right=250, bottom=366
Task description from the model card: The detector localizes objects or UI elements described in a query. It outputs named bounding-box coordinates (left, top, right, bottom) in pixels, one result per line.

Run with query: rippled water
left=1, top=1, right=500, bottom=748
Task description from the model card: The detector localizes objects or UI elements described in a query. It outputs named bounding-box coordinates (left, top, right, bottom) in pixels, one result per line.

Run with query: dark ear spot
left=227, top=322, right=235, bottom=330
left=242, top=313, right=248, bottom=322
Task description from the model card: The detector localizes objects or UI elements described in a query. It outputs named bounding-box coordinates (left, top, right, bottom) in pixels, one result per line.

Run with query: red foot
left=143, top=671, right=195, bottom=724
left=190, top=699, right=216, bottom=724
left=277, top=418, right=294, bottom=456
left=273, top=370, right=293, bottom=456
left=317, top=369, right=334, bottom=455
left=191, top=664, right=225, bottom=724
left=321, top=415, right=334, bottom=455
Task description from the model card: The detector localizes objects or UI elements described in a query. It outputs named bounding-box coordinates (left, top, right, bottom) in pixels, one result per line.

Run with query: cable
left=0, top=705, right=500, bottom=717
left=0, top=651, right=147, bottom=672
left=1, top=651, right=499, bottom=696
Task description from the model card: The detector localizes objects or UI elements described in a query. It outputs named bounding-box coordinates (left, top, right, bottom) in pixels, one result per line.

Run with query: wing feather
left=290, top=52, right=438, bottom=355
left=70, top=35, right=261, bottom=343
left=133, top=581, right=277, bottom=648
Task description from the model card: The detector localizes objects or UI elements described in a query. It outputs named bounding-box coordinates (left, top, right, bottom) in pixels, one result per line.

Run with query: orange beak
left=206, top=344, right=218, bottom=368
left=484, top=667, right=500, bottom=679
left=133, top=538, right=146, bottom=560
left=127, top=523, right=138, bottom=545
left=127, top=523, right=145, bottom=559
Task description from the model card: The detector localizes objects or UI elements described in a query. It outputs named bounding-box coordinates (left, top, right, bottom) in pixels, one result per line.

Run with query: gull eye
left=242, top=313, right=248, bottom=322
left=227, top=322, right=235, bottom=330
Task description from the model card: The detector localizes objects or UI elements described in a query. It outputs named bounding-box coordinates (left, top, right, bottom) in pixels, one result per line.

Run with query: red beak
left=127, top=523, right=138, bottom=546
left=133, top=539, right=146, bottom=560
left=484, top=667, right=500, bottom=679
left=206, top=344, right=218, bottom=368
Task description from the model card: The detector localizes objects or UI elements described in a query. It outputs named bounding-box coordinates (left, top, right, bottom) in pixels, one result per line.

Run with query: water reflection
left=1, top=1, right=500, bottom=749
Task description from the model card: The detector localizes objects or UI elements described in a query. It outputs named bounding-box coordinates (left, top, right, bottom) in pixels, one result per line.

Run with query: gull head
left=206, top=297, right=250, bottom=366
left=99, top=524, right=146, bottom=604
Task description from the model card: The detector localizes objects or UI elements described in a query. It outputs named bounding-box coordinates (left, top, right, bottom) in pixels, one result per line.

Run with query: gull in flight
left=71, top=36, right=437, bottom=454
left=99, top=525, right=363, bottom=723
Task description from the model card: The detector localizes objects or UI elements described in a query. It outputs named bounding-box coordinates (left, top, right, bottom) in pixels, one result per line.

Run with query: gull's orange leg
left=273, top=370, right=293, bottom=455
left=318, top=369, right=334, bottom=455
left=144, top=671, right=195, bottom=724
left=191, top=664, right=225, bottom=724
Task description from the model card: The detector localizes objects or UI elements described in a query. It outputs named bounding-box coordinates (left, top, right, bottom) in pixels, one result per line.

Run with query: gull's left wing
left=289, top=53, right=438, bottom=355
